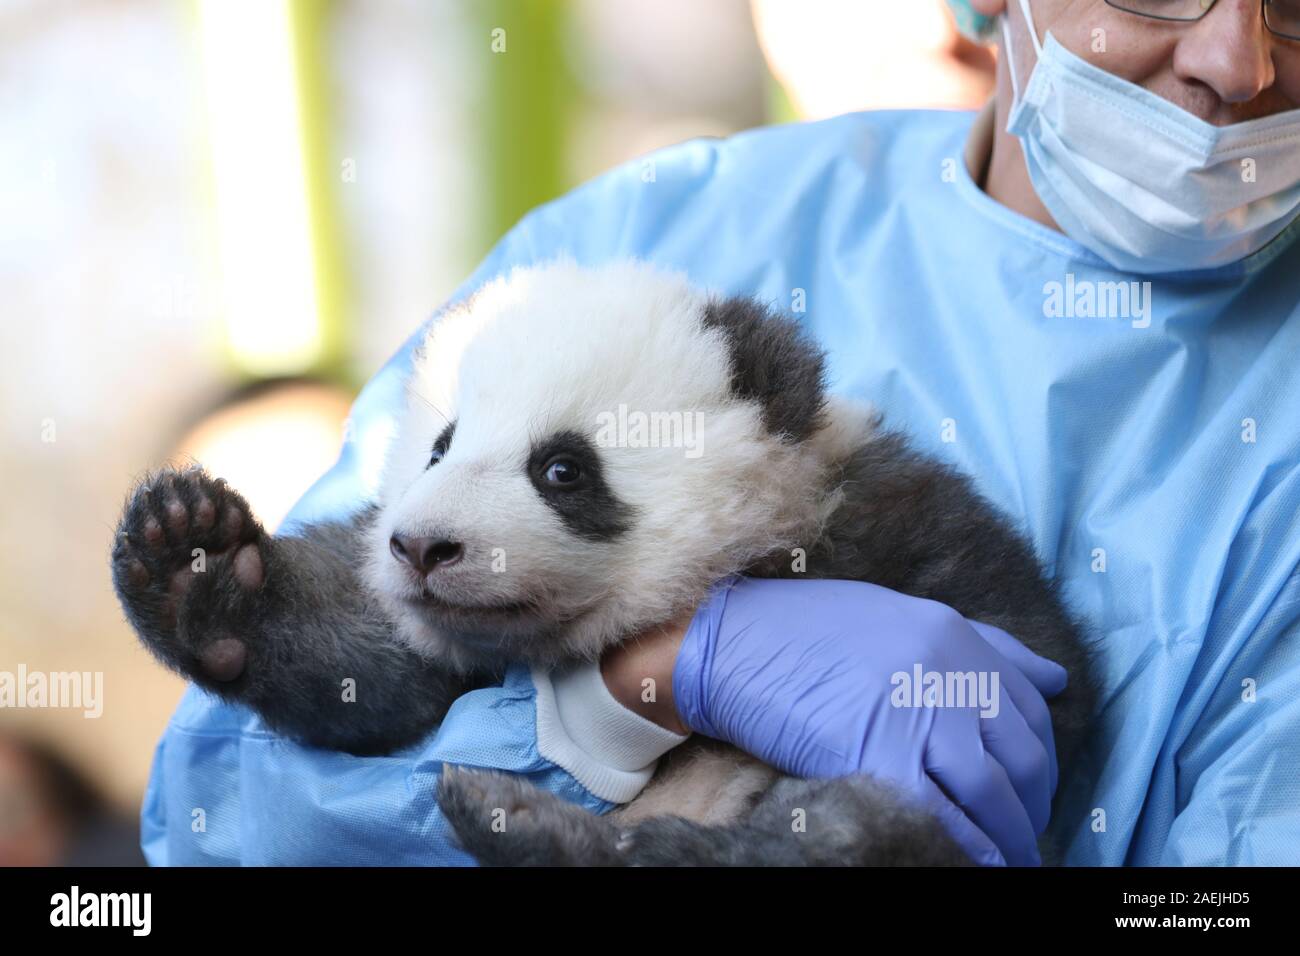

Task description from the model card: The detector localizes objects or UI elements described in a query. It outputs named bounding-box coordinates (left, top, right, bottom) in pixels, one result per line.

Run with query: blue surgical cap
left=945, top=0, right=1000, bottom=43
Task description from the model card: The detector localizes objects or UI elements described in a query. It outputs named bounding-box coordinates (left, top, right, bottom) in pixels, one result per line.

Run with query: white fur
left=364, top=260, right=871, bottom=671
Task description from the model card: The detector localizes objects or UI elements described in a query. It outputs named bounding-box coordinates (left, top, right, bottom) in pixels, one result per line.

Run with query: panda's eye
left=428, top=421, right=455, bottom=469
left=543, top=458, right=581, bottom=486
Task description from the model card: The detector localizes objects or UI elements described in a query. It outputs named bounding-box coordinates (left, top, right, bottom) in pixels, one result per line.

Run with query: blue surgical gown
left=142, top=108, right=1300, bottom=866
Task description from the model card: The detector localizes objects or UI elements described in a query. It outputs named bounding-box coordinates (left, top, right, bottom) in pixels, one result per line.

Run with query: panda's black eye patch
left=428, top=420, right=456, bottom=469
left=528, top=430, right=633, bottom=541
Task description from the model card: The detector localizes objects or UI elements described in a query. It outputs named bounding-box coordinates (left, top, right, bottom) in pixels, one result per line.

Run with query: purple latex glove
left=672, top=576, right=1069, bottom=867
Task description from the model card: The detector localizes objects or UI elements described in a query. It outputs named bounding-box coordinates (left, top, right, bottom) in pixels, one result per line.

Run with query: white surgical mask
left=1003, top=0, right=1300, bottom=274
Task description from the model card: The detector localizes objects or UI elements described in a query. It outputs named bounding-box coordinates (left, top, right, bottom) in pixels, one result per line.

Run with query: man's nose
left=390, top=533, right=464, bottom=574
left=1174, top=4, right=1276, bottom=105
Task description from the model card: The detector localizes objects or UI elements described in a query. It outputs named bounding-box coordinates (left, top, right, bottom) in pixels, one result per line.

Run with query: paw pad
left=112, top=467, right=266, bottom=684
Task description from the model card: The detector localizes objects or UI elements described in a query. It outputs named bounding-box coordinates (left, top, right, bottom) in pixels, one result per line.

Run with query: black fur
left=783, top=426, right=1098, bottom=762
left=438, top=763, right=971, bottom=867
left=527, top=429, right=635, bottom=541
left=700, top=296, right=827, bottom=442
left=110, top=468, right=480, bottom=755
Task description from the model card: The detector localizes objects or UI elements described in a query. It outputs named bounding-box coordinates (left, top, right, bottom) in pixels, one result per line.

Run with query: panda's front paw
left=111, top=466, right=266, bottom=686
left=437, top=766, right=626, bottom=867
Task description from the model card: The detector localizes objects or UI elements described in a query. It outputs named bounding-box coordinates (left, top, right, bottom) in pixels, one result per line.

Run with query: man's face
left=1002, top=0, right=1300, bottom=124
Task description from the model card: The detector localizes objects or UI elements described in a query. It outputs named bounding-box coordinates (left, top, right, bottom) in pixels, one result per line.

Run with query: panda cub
left=112, top=260, right=1095, bottom=866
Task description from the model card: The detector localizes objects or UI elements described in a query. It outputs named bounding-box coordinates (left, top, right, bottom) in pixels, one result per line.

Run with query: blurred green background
left=0, top=0, right=992, bottom=865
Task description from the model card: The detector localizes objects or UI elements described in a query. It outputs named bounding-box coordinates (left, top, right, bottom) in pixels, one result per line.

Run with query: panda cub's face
left=365, top=260, right=862, bottom=672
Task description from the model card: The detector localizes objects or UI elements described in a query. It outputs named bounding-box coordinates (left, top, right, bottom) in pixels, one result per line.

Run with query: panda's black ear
left=700, top=296, right=827, bottom=443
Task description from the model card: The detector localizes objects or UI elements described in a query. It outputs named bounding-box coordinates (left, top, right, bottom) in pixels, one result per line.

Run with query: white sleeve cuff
left=532, top=660, right=688, bottom=805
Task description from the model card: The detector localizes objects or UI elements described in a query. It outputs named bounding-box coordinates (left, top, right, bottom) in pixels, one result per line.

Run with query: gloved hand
left=672, top=576, right=1069, bottom=867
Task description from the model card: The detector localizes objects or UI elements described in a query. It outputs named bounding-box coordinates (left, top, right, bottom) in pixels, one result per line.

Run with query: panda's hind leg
left=622, top=775, right=972, bottom=866
left=437, top=766, right=628, bottom=866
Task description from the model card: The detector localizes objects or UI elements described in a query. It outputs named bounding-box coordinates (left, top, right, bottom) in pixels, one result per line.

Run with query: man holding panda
left=143, top=0, right=1300, bottom=866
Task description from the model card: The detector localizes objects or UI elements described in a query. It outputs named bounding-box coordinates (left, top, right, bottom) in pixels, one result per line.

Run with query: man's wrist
left=600, top=613, right=693, bottom=736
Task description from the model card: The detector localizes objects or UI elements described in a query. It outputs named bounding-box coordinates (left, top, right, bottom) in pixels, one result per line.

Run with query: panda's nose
left=390, top=533, right=464, bottom=574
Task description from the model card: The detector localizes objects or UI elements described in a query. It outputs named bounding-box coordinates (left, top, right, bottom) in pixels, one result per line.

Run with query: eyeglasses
left=1104, top=1, right=1300, bottom=41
